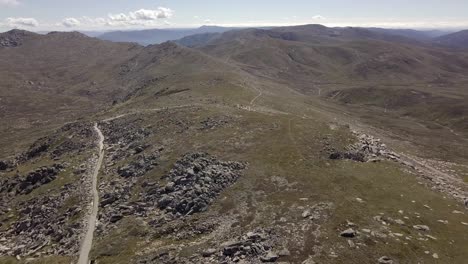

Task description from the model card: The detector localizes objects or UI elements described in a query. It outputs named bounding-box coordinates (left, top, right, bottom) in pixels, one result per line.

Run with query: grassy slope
left=83, top=64, right=468, bottom=263
left=0, top=31, right=142, bottom=157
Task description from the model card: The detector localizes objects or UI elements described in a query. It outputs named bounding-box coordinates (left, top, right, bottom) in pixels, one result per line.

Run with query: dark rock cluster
left=101, top=119, right=151, bottom=146
left=20, top=138, right=51, bottom=162
left=97, top=152, right=246, bottom=235
left=137, top=229, right=281, bottom=264
left=0, top=30, right=28, bottom=47
left=329, top=132, right=400, bottom=163
left=199, top=116, right=231, bottom=130
left=214, top=230, right=278, bottom=263
left=155, top=152, right=246, bottom=216
left=329, top=151, right=366, bottom=162
left=0, top=164, right=63, bottom=195
left=51, top=122, right=94, bottom=159
left=117, top=152, right=160, bottom=178
left=0, top=159, right=14, bottom=171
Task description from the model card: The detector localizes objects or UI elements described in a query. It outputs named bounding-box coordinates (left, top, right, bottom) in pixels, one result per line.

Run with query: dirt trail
left=77, top=123, right=104, bottom=264
left=250, top=87, right=263, bottom=106
left=102, top=104, right=196, bottom=122
left=287, top=118, right=305, bottom=161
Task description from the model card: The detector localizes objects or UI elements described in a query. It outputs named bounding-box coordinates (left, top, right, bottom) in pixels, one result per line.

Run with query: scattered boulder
left=201, top=248, right=217, bottom=257
left=0, top=160, right=13, bottom=171
left=378, top=256, right=394, bottom=264
left=260, top=251, right=279, bottom=262
left=278, top=248, right=290, bottom=257
left=340, top=228, right=357, bottom=238
left=109, top=214, right=123, bottom=223
left=413, top=225, right=430, bottom=231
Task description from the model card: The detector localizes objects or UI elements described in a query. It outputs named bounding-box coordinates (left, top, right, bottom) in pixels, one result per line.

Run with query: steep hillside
left=435, top=30, right=468, bottom=49
left=366, top=28, right=447, bottom=41
left=0, top=30, right=143, bottom=156
left=186, top=25, right=468, bottom=139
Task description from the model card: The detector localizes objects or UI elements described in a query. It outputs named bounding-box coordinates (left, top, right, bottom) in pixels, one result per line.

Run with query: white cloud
left=62, top=18, right=81, bottom=28
left=81, top=16, right=107, bottom=25
left=5, top=17, right=38, bottom=27
left=108, top=13, right=131, bottom=22
left=48, top=7, right=174, bottom=30
left=0, top=0, right=20, bottom=6
left=130, top=7, right=174, bottom=20
left=312, top=15, right=325, bottom=20
left=107, top=7, right=174, bottom=26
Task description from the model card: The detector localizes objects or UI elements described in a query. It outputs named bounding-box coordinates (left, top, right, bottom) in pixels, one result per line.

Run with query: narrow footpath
left=77, top=123, right=104, bottom=264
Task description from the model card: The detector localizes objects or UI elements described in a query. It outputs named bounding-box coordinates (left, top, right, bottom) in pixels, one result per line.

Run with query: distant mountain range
left=11, top=25, right=468, bottom=49
left=434, top=29, right=468, bottom=48
left=96, top=26, right=239, bottom=45
left=90, top=25, right=468, bottom=49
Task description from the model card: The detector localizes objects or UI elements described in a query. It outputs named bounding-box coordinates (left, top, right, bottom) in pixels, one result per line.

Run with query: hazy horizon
left=1, top=0, right=468, bottom=32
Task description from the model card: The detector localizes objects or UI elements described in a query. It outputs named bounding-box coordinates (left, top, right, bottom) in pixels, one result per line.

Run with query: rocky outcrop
left=199, top=116, right=231, bottom=130
left=20, top=138, right=51, bottom=162
left=137, top=229, right=280, bottom=264
left=51, top=122, right=94, bottom=159
left=154, top=152, right=246, bottom=216
left=0, top=164, right=63, bottom=195
left=0, top=159, right=14, bottom=171
left=329, top=132, right=400, bottom=163
left=97, top=152, right=246, bottom=234
left=117, top=152, right=160, bottom=178
left=0, top=184, right=84, bottom=257
left=0, top=30, right=32, bottom=47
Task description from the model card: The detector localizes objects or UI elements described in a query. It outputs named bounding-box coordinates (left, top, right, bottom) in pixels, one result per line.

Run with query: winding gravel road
left=77, top=123, right=104, bottom=264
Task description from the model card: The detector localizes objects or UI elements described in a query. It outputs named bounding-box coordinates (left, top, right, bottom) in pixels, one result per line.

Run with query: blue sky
left=1, top=0, right=468, bottom=31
